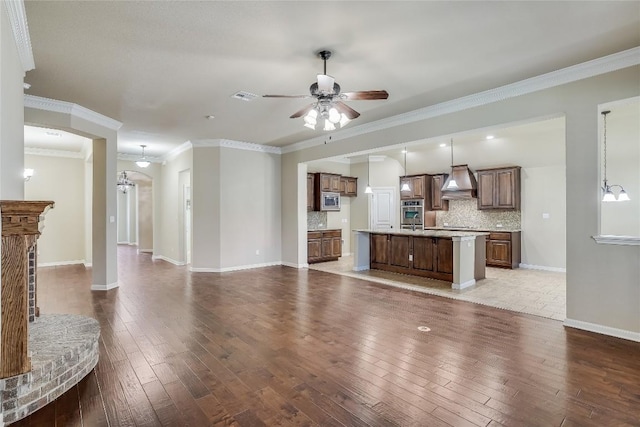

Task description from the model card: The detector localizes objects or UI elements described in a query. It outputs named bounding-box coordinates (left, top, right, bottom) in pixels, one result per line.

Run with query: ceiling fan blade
left=341, top=90, right=389, bottom=100
left=263, top=94, right=312, bottom=98
left=334, top=101, right=360, bottom=119
left=317, top=74, right=335, bottom=93
left=289, top=103, right=316, bottom=119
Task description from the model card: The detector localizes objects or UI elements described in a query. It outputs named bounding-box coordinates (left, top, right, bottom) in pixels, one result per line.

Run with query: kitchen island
left=353, top=229, right=489, bottom=289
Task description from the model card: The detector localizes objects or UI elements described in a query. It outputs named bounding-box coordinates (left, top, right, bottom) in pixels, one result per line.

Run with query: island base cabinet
left=370, top=234, right=454, bottom=282
left=486, top=231, right=521, bottom=269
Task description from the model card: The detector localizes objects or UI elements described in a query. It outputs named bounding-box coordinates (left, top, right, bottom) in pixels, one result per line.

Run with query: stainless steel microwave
left=321, top=192, right=341, bottom=211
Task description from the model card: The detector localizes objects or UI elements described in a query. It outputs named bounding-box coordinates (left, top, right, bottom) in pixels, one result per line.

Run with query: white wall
left=137, top=180, right=153, bottom=252
left=600, top=99, right=640, bottom=237
left=24, top=155, right=85, bottom=265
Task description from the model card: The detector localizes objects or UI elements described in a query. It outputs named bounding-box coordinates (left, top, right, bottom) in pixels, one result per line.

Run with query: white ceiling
left=24, top=125, right=90, bottom=152
left=23, top=1, right=640, bottom=157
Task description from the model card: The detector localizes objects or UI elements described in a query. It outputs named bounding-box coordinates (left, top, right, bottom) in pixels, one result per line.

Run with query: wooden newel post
left=0, top=200, right=54, bottom=378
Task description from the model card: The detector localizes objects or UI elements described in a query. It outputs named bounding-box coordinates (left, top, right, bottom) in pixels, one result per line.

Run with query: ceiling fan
left=263, top=50, right=389, bottom=131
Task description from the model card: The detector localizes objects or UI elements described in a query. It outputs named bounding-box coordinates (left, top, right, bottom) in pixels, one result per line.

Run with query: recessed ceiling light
left=439, top=143, right=447, bottom=147
left=486, top=135, right=495, bottom=140
left=206, top=115, right=215, bottom=120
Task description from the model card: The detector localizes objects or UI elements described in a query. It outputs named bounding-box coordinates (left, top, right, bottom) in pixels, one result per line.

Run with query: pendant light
left=135, top=145, right=150, bottom=168
left=400, top=148, right=411, bottom=192
left=365, top=155, right=373, bottom=194
left=601, top=110, right=630, bottom=202
left=445, top=138, right=459, bottom=189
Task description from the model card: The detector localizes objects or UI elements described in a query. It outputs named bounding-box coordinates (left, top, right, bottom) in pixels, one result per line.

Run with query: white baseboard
left=152, top=255, right=185, bottom=266
left=84, top=262, right=92, bottom=268
left=341, top=252, right=353, bottom=257
left=519, top=263, right=566, bottom=273
left=564, top=318, right=640, bottom=342
left=137, top=249, right=153, bottom=254
left=352, top=265, right=369, bottom=272
left=452, top=279, right=476, bottom=290
left=281, top=261, right=306, bottom=269
left=38, top=260, right=85, bottom=267
left=190, top=261, right=281, bottom=273
left=91, top=281, right=119, bottom=291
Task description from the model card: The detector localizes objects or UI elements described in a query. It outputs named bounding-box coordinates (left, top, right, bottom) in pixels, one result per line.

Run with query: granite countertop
left=308, top=228, right=341, bottom=232
left=354, top=229, right=489, bottom=238
left=425, top=226, right=522, bottom=233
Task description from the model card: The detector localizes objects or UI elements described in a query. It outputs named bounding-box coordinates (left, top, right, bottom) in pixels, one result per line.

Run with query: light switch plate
left=542, top=213, right=551, bottom=219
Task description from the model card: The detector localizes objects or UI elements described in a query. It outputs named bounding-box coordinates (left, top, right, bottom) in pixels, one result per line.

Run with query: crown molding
left=24, top=147, right=83, bottom=159
left=3, top=0, right=35, bottom=72
left=162, top=140, right=192, bottom=163
left=117, top=153, right=162, bottom=164
left=24, top=95, right=123, bottom=131
left=190, top=139, right=282, bottom=154
left=592, top=235, right=640, bottom=246
left=281, top=47, right=640, bottom=154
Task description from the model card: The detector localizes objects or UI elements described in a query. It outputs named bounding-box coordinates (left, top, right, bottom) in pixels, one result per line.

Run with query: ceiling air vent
left=231, top=91, right=258, bottom=101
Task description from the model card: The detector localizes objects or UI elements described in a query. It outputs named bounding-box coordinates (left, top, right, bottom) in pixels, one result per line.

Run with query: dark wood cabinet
left=340, top=176, right=358, bottom=197
left=400, top=175, right=427, bottom=200
left=486, top=231, right=521, bottom=269
left=308, top=230, right=342, bottom=263
left=430, top=174, right=449, bottom=211
left=476, top=167, right=521, bottom=210
left=318, top=173, right=341, bottom=193
left=307, top=173, right=315, bottom=211
left=370, top=233, right=454, bottom=282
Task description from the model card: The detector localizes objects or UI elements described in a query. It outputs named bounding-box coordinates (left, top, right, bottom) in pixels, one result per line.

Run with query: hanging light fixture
left=304, top=102, right=351, bottom=132
left=135, top=145, right=150, bottom=168
left=365, top=156, right=373, bottom=194
left=445, top=138, right=459, bottom=189
left=117, top=171, right=136, bottom=194
left=400, top=148, right=411, bottom=192
left=601, top=110, right=630, bottom=202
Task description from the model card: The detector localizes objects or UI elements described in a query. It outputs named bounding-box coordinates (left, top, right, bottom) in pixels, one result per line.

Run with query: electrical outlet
left=409, top=254, right=413, bottom=261
left=496, top=224, right=503, bottom=228
left=542, top=213, right=550, bottom=219
left=255, top=249, right=260, bottom=255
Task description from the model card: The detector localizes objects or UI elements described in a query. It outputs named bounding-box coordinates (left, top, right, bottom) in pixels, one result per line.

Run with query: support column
left=91, top=139, right=118, bottom=290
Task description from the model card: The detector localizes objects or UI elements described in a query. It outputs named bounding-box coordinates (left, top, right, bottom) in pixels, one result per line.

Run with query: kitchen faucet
left=411, top=212, right=419, bottom=231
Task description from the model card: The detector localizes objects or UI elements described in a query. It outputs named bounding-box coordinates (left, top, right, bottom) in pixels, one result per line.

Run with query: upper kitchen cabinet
left=307, top=173, right=315, bottom=211
left=476, top=166, right=521, bottom=210
left=400, top=175, right=427, bottom=200
left=340, top=176, right=358, bottom=197
left=430, top=174, right=449, bottom=211
left=318, top=173, right=341, bottom=193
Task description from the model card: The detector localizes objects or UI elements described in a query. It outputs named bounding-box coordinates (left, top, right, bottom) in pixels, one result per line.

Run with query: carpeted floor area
left=309, top=255, right=566, bottom=321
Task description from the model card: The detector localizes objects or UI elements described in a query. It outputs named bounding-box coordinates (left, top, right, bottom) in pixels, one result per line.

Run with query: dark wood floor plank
left=14, top=247, right=640, bottom=427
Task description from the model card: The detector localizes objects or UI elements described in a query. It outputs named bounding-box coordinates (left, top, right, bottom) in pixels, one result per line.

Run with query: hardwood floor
left=14, top=246, right=640, bottom=426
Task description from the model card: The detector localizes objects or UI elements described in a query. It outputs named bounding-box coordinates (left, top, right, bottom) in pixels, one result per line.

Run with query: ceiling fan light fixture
left=339, top=114, right=350, bottom=127
left=324, top=121, right=336, bottom=131
left=328, top=107, right=341, bottom=124
left=304, top=122, right=316, bottom=130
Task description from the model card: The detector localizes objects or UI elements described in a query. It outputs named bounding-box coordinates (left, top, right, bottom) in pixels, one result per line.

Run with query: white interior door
left=370, top=187, right=396, bottom=229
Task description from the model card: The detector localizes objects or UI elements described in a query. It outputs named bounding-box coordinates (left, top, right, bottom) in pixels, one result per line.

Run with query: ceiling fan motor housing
left=310, top=82, right=341, bottom=97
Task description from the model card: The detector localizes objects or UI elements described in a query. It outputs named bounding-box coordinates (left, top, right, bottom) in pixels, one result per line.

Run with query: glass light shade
left=400, top=183, right=411, bottom=192
left=364, top=185, right=373, bottom=194
left=328, top=108, right=341, bottom=124
left=304, top=115, right=317, bottom=126
left=324, top=121, right=336, bottom=131
left=339, top=114, right=350, bottom=127
left=617, top=190, right=630, bottom=201
left=306, top=109, right=318, bottom=119
left=602, top=190, right=616, bottom=202
left=446, top=179, right=459, bottom=189
left=304, top=122, right=315, bottom=130
left=136, top=160, right=150, bottom=168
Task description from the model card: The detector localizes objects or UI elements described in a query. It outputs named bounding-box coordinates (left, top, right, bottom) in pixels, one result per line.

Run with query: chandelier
left=117, top=171, right=136, bottom=194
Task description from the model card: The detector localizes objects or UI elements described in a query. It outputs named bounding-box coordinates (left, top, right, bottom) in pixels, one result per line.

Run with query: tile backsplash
left=436, top=199, right=521, bottom=230
left=307, top=211, right=328, bottom=230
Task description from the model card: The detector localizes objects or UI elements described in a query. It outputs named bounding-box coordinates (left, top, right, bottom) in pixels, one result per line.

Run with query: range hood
left=441, top=164, right=478, bottom=199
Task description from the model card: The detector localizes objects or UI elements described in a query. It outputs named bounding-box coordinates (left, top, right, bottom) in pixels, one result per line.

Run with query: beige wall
left=24, top=154, right=85, bottom=265
left=0, top=3, right=25, bottom=200
left=137, top=181, right=153, bottom=251
left=219, top=147, right=281, bottom=269
left=158, top=149, right=192, bottom=263
left=282, top=66, right=640, bottom=336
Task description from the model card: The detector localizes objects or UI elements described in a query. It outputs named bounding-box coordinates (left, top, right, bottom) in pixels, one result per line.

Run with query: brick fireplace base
left=0, top=314, right=100, bottom=425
